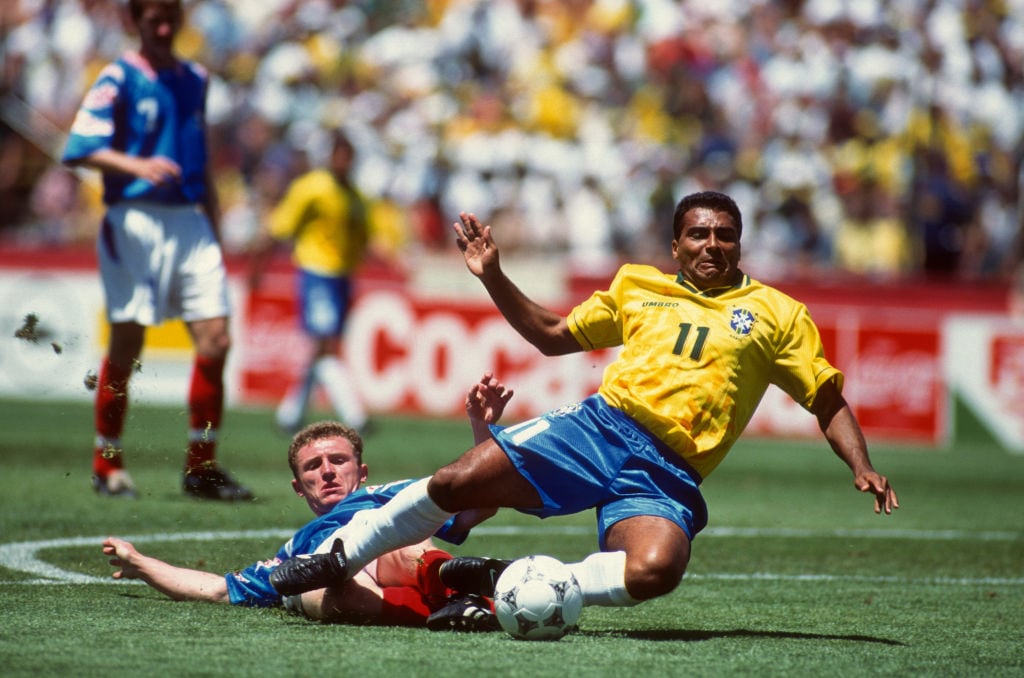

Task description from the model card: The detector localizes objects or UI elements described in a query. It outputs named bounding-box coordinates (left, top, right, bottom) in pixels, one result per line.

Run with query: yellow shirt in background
left=268, top=169, right=368, bottom=276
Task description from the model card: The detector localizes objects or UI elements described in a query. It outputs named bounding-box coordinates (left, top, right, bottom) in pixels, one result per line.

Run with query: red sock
left=380, top=586, right=433, bottom=626
left=93, top=446, right=124, bottom=477
left=416, top=549, right=454, bottom=606
left=94, top=358, right=131, bottom=476
left=185, top=439, right=216, bottom=473
left=186, top=355, right=225, bottom=472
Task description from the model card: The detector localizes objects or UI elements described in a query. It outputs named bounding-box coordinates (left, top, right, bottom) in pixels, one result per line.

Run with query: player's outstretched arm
left=811, top=382, right=899, bottom=515
left=102, top=536, right=230, bottom=603
left=453, top=212, right=581, bottom=356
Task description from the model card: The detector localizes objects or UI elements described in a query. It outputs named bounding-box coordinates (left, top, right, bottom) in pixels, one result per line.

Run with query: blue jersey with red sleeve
left=62, top=51, right=209, bottom=206
left=224, top=479, right=470, bottom=607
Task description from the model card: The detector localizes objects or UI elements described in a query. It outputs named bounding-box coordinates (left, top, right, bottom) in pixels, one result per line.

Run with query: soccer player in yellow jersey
left=269, top=191, right=899, bottom=616
left=250, top=131, right=369, bottom=434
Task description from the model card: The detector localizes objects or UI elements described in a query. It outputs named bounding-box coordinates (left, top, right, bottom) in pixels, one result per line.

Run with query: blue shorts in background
left=490, top=394, right=708, bottom=549
left=298, top=269, right=352, bottom=337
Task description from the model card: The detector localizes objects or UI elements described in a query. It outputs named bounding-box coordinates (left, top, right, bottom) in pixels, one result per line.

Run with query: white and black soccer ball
left=492, top=555, right=583, bottom=641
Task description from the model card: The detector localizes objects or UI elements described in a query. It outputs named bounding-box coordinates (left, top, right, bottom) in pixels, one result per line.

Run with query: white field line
left=0, top=526, right=1021, bottom=586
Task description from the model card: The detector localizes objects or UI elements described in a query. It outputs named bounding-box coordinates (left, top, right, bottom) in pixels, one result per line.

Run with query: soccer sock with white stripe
left=186, top=354, right=225, bottom=471
left=94, top=357, right=131, bottom=475
left=566, top=551, right=641, bottom=607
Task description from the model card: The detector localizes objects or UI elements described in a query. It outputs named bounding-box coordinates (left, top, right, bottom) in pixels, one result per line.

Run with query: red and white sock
left=186, top=355, right=225, bottom=472
left=93, top=358, right=131, bottom=477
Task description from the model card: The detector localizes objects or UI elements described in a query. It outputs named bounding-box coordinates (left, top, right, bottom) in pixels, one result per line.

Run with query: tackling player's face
left=672, top=207, right=742, bottom=290
left=291, top=437, right=368, bottom=517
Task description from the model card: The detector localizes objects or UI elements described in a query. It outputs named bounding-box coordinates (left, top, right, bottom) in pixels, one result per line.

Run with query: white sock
left=567, top=551, right=641, bottom=607
left=276, top=367, right=315, bottom=430
left=314, top=355, right=368, bottom=429
left=314, top=477, right=452, bottom=573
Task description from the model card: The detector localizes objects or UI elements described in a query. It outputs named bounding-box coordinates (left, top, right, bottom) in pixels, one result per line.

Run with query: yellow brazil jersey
left=268, top=169, right=368, bottom=276
left=567, top=264, right=842, bottom=479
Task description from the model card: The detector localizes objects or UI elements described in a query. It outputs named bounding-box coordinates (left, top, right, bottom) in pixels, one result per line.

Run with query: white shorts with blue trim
left=99, top=202, right=231, bottom=326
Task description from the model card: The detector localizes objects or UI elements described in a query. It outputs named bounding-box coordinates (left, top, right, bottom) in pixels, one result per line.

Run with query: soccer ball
left=493, top=555, right=583, bottom=640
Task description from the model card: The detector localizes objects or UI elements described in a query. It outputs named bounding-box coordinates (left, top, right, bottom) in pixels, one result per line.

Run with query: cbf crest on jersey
left=729, top=307, right=756, bottom=336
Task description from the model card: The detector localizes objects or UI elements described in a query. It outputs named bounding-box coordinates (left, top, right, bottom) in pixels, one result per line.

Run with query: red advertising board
left=990, top=334, right=1024, bottom=403
left=241, top=272, right=308, bottom=404
left=841, top=322, right=946, bottom=443
left=1, top=245, right=1013, bottom=448
left=240, top=280, right=949, bottom=445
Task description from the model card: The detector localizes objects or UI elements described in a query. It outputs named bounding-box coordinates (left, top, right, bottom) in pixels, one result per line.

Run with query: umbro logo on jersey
left=642, top=301, right=679, bottom=308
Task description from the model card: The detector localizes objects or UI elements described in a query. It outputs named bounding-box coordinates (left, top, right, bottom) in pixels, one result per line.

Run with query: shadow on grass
left=582, top=628, right=905, bottom=646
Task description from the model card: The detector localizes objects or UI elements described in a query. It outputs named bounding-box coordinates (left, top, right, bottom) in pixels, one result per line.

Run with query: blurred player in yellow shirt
left=250, top=130, right=369, bottom=434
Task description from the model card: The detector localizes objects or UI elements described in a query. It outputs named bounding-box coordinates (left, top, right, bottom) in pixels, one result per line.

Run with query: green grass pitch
left=0, top=397, right=1021, bottom=677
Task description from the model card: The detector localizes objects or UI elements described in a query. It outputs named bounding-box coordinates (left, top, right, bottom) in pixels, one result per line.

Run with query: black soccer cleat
left=426, top=594, right=500, bottom=632
left=183, top=465, right=254, bottom=501
left=438, top=556, right=512, bottom=597
left=270, top=538, right=350, bottom=596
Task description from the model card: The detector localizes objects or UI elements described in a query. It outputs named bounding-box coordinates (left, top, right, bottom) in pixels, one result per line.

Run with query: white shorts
left=99, top=202, right=231, bottom=326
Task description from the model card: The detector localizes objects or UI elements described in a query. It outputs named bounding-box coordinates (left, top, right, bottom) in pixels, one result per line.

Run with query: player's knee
left=426, top=466, right=461, bottom=511
left=206, top=334, right=231, bottom=360
left=190, top=320, right=231, bottom=360
left=623, top=548, right=688, bottom=600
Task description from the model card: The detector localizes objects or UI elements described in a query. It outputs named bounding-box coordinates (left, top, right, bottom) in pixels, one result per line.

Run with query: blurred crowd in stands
left=1, top=0, right=1022, bottom=282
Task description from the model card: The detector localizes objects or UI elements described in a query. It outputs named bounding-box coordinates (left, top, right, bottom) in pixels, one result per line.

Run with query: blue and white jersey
left=225, top=479, right=470, bottom=607
left=62, top=51, right=209, bottom=206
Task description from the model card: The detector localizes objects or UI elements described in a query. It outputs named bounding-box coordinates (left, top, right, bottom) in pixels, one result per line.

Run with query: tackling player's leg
left=602, top=514, right=691, bottom=602
left=271, top=444, right=535, bottom=595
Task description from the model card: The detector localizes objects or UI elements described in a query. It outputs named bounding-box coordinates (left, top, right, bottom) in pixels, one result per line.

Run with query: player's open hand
left=453, top=212, right=499, bottom=277
left=102, top=536, right=142, bottom=580
left=133, top=155, right=182, bottom=186
left=854, top=472, right=899, bottom=515
left=466, top=371, right=514, bottom=424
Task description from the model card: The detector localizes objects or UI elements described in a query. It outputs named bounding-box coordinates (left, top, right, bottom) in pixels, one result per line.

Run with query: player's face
left=291, top=437, right=368, bottom=517
left=672, top=207, right=741, bottom=290
left=134, top=1, right=182, bottom=59
left=330, top=141, right=354, bottom=177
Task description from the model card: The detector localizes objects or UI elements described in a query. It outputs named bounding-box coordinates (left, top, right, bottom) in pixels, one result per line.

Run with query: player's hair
left=128, top=0, right=182, bottom=22
left=287, top=421, right=364, bottom=479
left=331, top=130, right=354, bottom=154
left=672, top=190, right=743, bottom=240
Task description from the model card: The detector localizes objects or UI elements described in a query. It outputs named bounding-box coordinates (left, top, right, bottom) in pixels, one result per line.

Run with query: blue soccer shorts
left=490, top=394, right=709, bottom=549
left=298, top=270, right=352, bottom=338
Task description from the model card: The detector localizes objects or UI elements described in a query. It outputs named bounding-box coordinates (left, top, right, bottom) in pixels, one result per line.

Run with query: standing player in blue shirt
left=62, top=0, right=249, bottom=500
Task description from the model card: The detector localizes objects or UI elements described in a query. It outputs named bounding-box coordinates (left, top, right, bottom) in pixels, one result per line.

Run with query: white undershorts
left=99, top=202, right=231, bottom=326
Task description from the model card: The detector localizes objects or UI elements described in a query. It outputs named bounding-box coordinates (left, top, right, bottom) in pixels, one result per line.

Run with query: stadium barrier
left=1, top=247, right=1019, bottom=451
